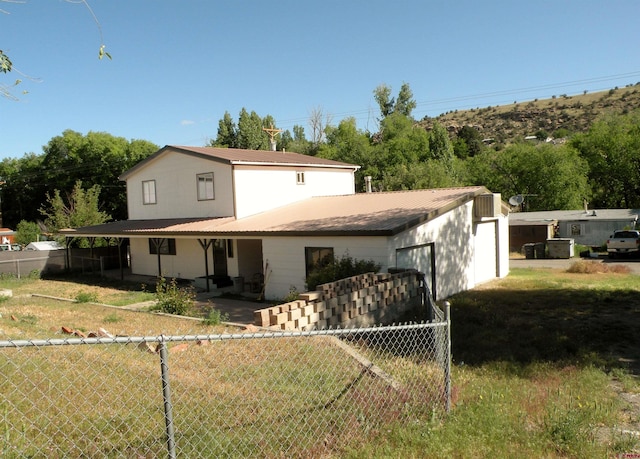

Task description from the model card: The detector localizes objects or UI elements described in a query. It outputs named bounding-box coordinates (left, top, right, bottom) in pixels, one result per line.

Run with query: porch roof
left=61, top=186, right=490, bottom=238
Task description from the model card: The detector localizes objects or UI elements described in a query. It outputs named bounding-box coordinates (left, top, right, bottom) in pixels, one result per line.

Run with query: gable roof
left=61, top=186, right=491, bottom=238
left=119, top=145, right=359, bottom=180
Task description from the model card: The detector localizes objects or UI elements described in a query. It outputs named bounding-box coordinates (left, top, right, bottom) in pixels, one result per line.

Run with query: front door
left=213, top=239, right=228, bottom=276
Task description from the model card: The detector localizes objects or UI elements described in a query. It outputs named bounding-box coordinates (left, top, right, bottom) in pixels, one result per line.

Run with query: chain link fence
left=0, top=308, right=450, bottom=458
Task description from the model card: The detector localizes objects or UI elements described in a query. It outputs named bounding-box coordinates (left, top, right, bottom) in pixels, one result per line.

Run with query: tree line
left=2, top=82, right=640, bottom=243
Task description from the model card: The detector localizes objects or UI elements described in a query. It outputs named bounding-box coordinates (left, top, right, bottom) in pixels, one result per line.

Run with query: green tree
left=278, top=125, right=310, bottom=154
left=380, top=160, right=461, bottom=191
left=373, top=82, right=417, bottom=119
left=317, top=118, right=374, bottom=191
left=211, top=111, right=237, bottom=148
left=428, top=121, right=455, bottom=171
left=40, top=130, right=157, bottom=221
left=467, top=142, right=589, bottom=211
left=213, top=109, right=280, bottom=151
left=454, top=125, right=485, bottom=158
left=0, top=153, right=45, bottom=226
left=40, top=180, right=110, bottom=245
left=571, top=111, right=640, bottom=208
left=236, top=108, right=269, bottom=150
left=372, top=113, right=431, bottom=183
left=15, top=220, right=41, bottom=246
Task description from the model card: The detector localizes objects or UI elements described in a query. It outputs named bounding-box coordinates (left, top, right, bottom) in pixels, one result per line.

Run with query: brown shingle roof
left=120, top=145, right=359, bottom=180
left=62, top=186, right=490, bottom=238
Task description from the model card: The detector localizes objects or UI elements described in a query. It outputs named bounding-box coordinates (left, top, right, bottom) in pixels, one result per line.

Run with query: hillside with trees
left=422, top=84, right=640, bottom=147
left=3, top=82, right=640, bottom=245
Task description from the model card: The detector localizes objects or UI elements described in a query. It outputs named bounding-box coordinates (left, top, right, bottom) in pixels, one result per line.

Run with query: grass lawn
left=1, top=266, right=640, bottom=457
left=348, top=264, right=640, bottom=458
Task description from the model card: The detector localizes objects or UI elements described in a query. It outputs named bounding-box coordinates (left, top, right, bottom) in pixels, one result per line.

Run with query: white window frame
left=142, top=180, right=157, bottom=205
left=197, top=172, right=215, bottom=201
left=296, top=171, right=305, bottom=185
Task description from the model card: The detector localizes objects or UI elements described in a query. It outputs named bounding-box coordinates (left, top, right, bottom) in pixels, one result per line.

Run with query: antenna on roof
left=262, top=127, right=283, bottom=151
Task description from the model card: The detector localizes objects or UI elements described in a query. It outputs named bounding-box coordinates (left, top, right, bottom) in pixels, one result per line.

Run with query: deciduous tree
left=571, top=112, right=640, bottom=208
left=40, top=180, right=110, bottom=244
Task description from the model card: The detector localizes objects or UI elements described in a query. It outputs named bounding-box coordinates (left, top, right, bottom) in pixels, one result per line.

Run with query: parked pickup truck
left=606, top=230, right=640, bottom=258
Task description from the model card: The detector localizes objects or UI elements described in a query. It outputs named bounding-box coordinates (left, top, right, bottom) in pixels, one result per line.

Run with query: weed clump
left=150, top=277, right=195, bottom=316
left=566, top=260, right=631, bottom=274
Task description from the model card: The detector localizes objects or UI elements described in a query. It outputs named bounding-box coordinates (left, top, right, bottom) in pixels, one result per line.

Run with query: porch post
left=198, top=238, right=215, bottom=292
left=116, top=237, right=125, bottom=281
left=150, top=238, right=164, bottom=278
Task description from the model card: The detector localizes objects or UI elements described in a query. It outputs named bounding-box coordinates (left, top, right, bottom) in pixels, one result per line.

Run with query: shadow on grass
left=450, top=287, right=640, bottom=374
left=41, top=272, right=153, bottom=292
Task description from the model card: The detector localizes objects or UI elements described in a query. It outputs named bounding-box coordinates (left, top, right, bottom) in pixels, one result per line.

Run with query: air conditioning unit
left=474, top=193, right=502, bottom=219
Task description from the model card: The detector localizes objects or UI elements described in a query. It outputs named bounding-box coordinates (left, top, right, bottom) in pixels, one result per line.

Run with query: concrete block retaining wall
left=254, top=270, right=424, bottom=330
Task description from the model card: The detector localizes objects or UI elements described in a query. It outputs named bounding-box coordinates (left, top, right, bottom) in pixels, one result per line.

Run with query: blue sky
left=1, top=0, right=639, bottom=160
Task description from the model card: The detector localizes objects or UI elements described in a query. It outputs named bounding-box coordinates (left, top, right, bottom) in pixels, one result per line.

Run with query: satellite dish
left=508, top=195, right=524, bottom=206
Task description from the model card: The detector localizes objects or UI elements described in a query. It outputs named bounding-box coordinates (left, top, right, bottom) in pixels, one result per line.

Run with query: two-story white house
left=63, top=145, right=509, bottom=300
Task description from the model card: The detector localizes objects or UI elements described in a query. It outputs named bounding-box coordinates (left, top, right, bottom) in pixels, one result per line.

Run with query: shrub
left=202, top=308, right=229, bottom=326
left=75, top=291, right=98, bottom=303
left=150, top=277, right=194, bottom=316
left=282, top=286, right=300, bottom=303
left=306, top=254, right=381, bottom=291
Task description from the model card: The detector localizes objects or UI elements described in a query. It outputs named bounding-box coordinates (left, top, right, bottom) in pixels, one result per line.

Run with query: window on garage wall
left=304, top=247, right=334, bottom=277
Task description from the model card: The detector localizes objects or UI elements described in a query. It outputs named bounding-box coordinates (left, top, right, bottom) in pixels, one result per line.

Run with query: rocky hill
left=419, top=84, right=640, bottom=144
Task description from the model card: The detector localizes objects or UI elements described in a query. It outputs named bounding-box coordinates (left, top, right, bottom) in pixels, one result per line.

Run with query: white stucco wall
left=261, top=236, right=389, bottom=299
left=129, top=237, right=213, bottom=280
left=125, top=151, right=234, bottom=220
left=259, top=204, right=507, bottom=301
left=233, top=167, right=355, bottom=218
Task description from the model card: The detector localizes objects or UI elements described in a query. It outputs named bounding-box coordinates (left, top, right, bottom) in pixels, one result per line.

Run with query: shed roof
left=509, top=209, right=639, bottom=223
left=119, top=145, right=359, bottom=180
left=61, top=186, right=490, bottom=238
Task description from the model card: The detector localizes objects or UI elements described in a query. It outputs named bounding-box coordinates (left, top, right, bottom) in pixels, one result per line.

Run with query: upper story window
left=142, top=180, right=157, bottom=205
left=197, top=172, right=215, bottom=200
left=296, top=171, right=305, bottom=185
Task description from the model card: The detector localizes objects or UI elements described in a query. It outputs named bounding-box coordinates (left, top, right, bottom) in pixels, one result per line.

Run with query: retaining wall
left=254, top=270, right=424, bottom=330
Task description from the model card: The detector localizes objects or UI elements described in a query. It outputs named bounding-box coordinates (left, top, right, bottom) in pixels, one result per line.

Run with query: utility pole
left=262, top=127, right=283, bottom=151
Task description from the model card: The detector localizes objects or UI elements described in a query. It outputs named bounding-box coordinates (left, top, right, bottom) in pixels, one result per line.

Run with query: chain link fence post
left=158, top=336, right=177, bottom=459
left=444, top=301, right=452, bottom=412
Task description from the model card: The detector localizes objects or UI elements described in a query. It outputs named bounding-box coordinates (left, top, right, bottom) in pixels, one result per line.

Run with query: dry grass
left=566, top=259, right=632, bottom=274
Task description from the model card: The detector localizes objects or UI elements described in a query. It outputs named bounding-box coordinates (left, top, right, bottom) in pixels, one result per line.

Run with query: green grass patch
left=0, top=267, right=639, bottom=457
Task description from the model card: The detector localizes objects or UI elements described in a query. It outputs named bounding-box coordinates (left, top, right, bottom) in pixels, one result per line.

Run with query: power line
left=273, top=70, right=640, bottom=132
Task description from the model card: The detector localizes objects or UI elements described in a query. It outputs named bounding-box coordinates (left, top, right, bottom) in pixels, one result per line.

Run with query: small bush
left=202, top=308, right=229, bottom=326
left=75, top=291, right=98, bottom=303
left=150, top=277, right=195, bottom=316
left=103, top=313, right=122, bottom=323
left=282, top=286, right=300, bottom=303
left=306, top=254, right=381, bottom=291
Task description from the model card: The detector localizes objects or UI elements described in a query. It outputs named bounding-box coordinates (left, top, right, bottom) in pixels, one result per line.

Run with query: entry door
left=213, top=239, right=228, bottom=276
left=395, top=242, right=436, bottom=299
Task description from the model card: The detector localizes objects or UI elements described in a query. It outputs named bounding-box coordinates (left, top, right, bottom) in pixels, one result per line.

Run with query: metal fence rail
left=0, top=311, right=450, bottom=458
